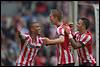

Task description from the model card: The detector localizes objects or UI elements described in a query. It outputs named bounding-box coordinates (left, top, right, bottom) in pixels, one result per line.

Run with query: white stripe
left=37, top=36, right=41, bottom=47
left=90, top=54, right=96, bottom=63
left=83, top=35, right=91, bottom=45
left=17, top=63, right=21, bottom=66
left=17, top=45, right=26, bottom=64
left=64, top=50, right=68, bottom=64
left=76, top=34, right=79, bottom=41
left=17, top=36, right=30, bottom=64
left=80, top=48, right=85, bottom=61
left=29, top=37, right=35, bottom=62
left=21, top=33, right=29, bottom=40
left=30, top=36, right=40, bottom=65
left=39, top=37, right=43, bottom=44
left=29, top=48, right=35, bottom=65
left=80, top=34, right=86, bottom=41
left=31, top=49, right=38, bottom=65
left=28, top=62, right=30, bottom=66
left=58, top=45, right=62, bottom=64
left=84, top=47, right=92, bottom=63
left=29, top=49, right=34, bottom=61
left=77, top=49, right=82, bottom=64
left=57, top=27, right=60, bottom=35
left=61, top=28, right=64, bottom=35
left=70, top=51, right=74, bottom=63
left=73, top=31, right=79, bottom=36
left=23, top=47, right=30, bottom=65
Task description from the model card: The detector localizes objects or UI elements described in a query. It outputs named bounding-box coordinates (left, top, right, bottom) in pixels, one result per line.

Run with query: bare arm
left=69, top=37, right=84, bottom=49
left=43, top=35, right=64, bottom=45
left=16, top=22, right=26, bottom=41
left=62, top=24, right=84, bottom=49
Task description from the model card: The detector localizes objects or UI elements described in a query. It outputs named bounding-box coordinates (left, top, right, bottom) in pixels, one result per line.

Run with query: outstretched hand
left=41, top=37, right=51, bottom=45
left=16, top=22, right=24, bottom=32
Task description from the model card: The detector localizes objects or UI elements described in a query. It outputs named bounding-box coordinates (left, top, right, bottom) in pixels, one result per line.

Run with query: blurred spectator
left=35, top=2, right=48, bottom=16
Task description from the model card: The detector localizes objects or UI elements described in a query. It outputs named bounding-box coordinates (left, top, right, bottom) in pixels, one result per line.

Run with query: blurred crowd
left=1, top=1, right=98, bottom=66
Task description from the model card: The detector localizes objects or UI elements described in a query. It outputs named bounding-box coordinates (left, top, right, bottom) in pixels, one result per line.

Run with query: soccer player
left=16, top=21, right=44, bottom=66
left=43, top=9, right=74, bottom=66
left=63, top=17, right=96, bottom=66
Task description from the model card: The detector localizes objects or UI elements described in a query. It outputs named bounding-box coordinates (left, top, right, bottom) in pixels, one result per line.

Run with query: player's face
left=31, top=23, right=41, bottom=35
left=76, top=19, right=83, bottom=31
left=49, top=13, right=57, bottom=25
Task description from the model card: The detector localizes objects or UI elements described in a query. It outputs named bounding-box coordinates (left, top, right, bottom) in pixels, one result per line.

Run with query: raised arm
left=16, top=22, right=27, bottom=40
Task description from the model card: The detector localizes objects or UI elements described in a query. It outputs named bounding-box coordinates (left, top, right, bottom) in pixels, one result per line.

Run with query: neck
left=56, top=23, right=60, bottom=27
left=80, top=28, right=87, bottom=34
left=30, top=32, right=37, bottom=40
left=55, top=20, right=61, bottom=27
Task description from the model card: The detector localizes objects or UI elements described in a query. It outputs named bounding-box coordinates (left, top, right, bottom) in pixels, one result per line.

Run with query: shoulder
left=57, top=26, right=64, bottom=33
left=38, top=37, right=44, bottom=44
left=84, top=31, right=92, bottom=38
left=23, top=33, right=30, bottom=39
left=73, top=31, right=79, bottom=36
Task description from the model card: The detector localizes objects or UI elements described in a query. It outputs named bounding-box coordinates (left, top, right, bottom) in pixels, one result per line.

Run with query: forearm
left=69, top=38, right=80, bottom=49
left=68, top=34, right=82, bottom=49
left=43, top=36, right=64, bottom=46
left=48, top=38, right=64, bottom=45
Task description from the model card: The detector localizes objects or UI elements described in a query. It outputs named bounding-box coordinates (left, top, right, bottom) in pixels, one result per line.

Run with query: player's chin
left=38, top=32, right=41, bottom=35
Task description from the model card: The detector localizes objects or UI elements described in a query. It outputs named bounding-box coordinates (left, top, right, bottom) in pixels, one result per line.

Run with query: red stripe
left=30, top=48, right=36, bottom=66
left=20, top=36, right=29, bottom=52
left=67, top=49, right=71, bottom=63
left=20, top=47, right=28, bottom=66
left=78, top=49, right=84, bottom=63
left=26, top=48, right=32, bottom=66
left=61, top=47, right=66, bottom=64
left=82, top=47, right=88, bottom=61
left=20, top=43, right=24, bottom=52
left=25, top=36, right=29, bottom=41
left=38, top=38, right=42, bottom=45
left=90, top=55, right=96, bottom=64
left=79, top=56, right=80, bottom=64
left=57, top=46, right=59, bottom=63
left=81, top=35, right=88, bottom=44
left=76, top=34, right=79, bottom=41
left=72, top=54, right=74, bottom=63
left=74, top=32, right=79, bottom=37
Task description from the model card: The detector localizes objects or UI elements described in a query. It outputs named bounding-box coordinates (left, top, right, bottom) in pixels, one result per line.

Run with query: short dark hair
left=80, top=17, right=90, bottom=30
left=27, top=21, right=40, bottom=31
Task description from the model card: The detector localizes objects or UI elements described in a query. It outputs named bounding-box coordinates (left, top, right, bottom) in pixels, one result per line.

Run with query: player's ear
left=30, top=27, right=34, bottom=32
left=54, top=16, right=57, bottom=19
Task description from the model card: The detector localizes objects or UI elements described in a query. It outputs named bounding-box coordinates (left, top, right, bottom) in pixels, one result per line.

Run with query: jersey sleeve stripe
left=82, top=35, right=91, bottom=45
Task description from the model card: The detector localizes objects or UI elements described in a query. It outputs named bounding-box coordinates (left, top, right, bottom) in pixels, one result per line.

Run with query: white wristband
left=68, top=34, right=73, bottom=39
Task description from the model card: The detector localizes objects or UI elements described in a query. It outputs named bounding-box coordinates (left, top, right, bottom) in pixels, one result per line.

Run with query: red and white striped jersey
left=73, top=31, right=96, bottom=64
left=16, top=33, right=43, bottom=66
left=56, top=23, right=74, bottom=64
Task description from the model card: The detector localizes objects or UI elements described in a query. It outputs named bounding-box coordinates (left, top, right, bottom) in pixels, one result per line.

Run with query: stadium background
left=1, top=1, right=99, bottom=66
